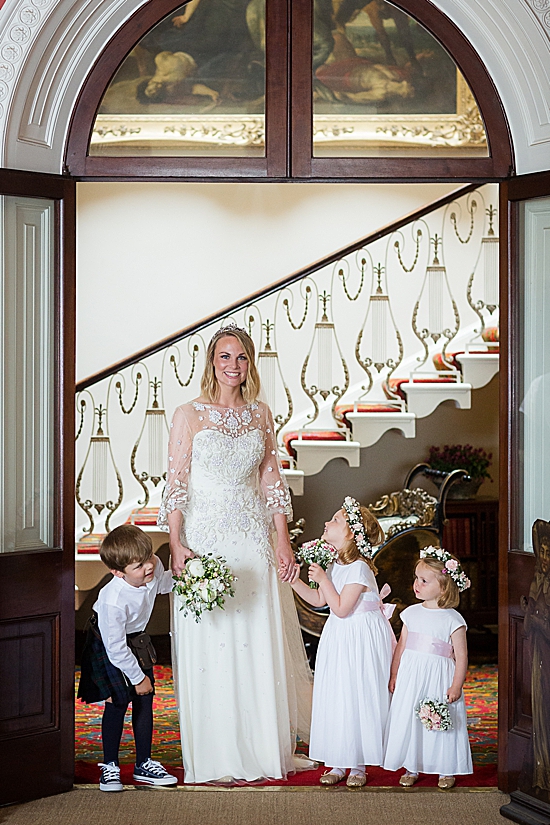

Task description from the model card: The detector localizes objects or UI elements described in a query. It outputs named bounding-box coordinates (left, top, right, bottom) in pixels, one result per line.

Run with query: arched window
left=66, top=0, right=512, bottom=179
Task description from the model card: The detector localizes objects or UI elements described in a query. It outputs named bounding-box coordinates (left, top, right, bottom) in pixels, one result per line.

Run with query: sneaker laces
left=99, top=762, right=120, bottom=780
left=138, top=759, right=166, bottom=776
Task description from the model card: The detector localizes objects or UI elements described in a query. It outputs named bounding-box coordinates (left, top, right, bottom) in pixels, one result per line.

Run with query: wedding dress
left=158, top=400, right=313, bottom=783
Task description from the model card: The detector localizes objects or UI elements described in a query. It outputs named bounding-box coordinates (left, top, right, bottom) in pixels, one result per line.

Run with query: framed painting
left=90, top=0, right=267, bottom=158
left=312, top=0, right=488, bottom=157
left=88, top=0, right=487, bottom=159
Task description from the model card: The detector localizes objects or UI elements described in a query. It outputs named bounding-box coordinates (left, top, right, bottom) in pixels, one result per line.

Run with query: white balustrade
left=75, top=184, right=499, bottom=546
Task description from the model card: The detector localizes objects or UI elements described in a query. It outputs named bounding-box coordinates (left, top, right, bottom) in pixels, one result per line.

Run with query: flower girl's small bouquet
left=416, top=697, right=453, bottom=731
left=295, top=539, right=339, bottom=589
left=172, top=554, right=236, bottom=622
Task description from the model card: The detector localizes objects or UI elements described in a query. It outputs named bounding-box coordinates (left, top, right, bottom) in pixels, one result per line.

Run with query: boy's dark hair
left=100, top=524, right=153, bottom=572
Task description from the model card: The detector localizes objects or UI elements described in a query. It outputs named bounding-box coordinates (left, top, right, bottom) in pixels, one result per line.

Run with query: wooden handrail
left=76, top=182, right=480, bottom=392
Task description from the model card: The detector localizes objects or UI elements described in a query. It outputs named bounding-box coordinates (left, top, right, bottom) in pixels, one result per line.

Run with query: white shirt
left=94, top=556, right=173, bottom=685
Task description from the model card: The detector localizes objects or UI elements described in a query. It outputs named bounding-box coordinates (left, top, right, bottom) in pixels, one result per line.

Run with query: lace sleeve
left=259, top=405, right=293, bottom=522
left=157, top=405, right=193, bottom=531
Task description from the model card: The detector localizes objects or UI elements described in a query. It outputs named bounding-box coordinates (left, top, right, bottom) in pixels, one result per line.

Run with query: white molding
left=433, top=0, right=550, bottom=173
left=346, top=411, right=416, bottom=448
left=401, top=381, right=472, bottom=418
left=455, top=353, right=499, bottom=389
left=0, top=0, right=549, bottom=173
left=1, top=0, right=150, bottom=173
left=1, top=196, right=55, bottom=553
left=520, top=198, right=550, bottom=553
left=291, top=439, right=361, bottom=476
left=283, top=469, right=304, bottom=497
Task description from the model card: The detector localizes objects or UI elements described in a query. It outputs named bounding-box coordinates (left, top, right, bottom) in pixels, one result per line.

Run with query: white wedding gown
left=158, top=400, right=313, bottom=783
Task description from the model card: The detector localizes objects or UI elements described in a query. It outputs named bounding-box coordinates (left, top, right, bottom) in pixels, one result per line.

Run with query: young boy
left=78, top=524, right=177, bottom=791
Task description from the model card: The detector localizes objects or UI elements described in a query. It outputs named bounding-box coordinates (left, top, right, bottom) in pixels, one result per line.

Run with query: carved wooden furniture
left=292, top=464, right=470, bottom=644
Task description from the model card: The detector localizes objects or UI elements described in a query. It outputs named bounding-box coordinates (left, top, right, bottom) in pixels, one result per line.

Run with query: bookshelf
left=442, top=498, right=499, bottom=627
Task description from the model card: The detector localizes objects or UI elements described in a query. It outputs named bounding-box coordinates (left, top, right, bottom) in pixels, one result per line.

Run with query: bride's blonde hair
left=200, top=327, right=261, bottom=404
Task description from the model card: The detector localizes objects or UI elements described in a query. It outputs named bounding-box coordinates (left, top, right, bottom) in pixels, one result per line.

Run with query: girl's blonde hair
left=200, top=328, right=261, bottom=404
left=416, top=555, right=461, bottom=609
left=338, top=505, right=384, bottom=575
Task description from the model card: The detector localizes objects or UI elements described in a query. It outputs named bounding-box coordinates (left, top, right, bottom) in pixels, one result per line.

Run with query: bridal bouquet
left=416, top=698, right=453, bottom=731
left=295, top=539, right=339, bottom=589
left=173, top=554, right=236, bottom=623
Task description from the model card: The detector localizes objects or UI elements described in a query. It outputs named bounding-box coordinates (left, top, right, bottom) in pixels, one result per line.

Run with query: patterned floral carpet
left=75, top=664, right=497, bottom=785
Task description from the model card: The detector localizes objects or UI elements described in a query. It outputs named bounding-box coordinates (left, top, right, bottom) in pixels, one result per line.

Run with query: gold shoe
left=399, top=772, right=419, bottom=787
left=346, top=772, right=367, bottom=788
left=438, top=776, right=455, bottom=790
left=320, top=771, right=344, bottom=786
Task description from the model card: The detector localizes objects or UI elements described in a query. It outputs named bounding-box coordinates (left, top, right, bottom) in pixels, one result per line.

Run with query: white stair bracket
left=283, top=468, right=305, bottom=496
left=290, top=438, right=361, bottom=476
left=455, top=353, right=499, bottom=389
left=346, top=411, right=416, bottom=448
left=401, top=381, right=472, bottom=418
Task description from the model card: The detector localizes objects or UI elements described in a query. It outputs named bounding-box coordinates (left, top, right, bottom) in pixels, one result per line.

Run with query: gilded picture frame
left=89, top=0, right=487, bottom=157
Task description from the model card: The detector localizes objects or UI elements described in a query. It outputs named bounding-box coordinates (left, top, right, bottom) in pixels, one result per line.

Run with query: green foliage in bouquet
left=428, top=443, right=492, bottom=481
left=295, top=539, right=338, bottom=589
left=173, top=553, right=236, bottom=622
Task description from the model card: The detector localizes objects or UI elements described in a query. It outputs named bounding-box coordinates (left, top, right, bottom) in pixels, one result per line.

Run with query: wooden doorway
left=0, top=170, right=76, bottom=806
left=1, top=0, right=527, bottom=809
left=499, top=171, right=550, bottom=825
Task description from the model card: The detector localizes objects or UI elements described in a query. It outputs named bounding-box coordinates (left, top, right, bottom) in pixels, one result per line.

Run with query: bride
left=158, top=324, right=312, bottom=783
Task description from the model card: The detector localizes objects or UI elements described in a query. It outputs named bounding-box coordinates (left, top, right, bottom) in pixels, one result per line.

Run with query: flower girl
left=383, top=546, right=473, bottom=788
left=291, top=497, right=395, bottom=787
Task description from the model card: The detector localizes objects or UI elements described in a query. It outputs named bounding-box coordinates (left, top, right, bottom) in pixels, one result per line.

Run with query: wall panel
left=1, top=196, right=54, bottom=553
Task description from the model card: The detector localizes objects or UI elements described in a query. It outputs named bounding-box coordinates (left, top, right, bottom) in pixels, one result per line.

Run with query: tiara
left=419, top=546, right=471, bottom=592
left=209, top=323, right=248, bottom=345
left=342, top=496, right=373, bottom=559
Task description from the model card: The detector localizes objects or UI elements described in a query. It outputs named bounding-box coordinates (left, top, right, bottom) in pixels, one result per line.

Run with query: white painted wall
left=76, top=181, right=456, bottom=380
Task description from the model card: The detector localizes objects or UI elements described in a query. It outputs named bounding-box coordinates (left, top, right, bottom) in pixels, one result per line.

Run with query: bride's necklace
left=193, top=401, right=259, bottom=435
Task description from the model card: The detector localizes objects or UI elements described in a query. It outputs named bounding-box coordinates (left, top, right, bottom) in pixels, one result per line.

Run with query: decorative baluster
left=301, top=289, right=349, bottom=427
left=356, top=264, right=403, bottom=402
left=75, top=401, right=123, bottom=535
left=466, top=204, right=499, bottom=346
left=131, top=375, right=169, bottom=510
left=257, top=318, right=293, bottom=436
left=410, top=234, right=460, bottom=377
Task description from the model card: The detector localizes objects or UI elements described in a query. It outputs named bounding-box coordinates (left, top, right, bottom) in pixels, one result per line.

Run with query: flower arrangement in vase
left=428, top=444, right=493, bottom=499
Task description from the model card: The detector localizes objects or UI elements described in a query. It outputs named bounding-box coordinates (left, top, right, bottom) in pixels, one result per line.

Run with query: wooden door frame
left=290, top=0, right=513, bottom=181
left=65, top=0, right=513, bottom=181
left=65, top=0, right=290, bottom=179
left=0, top=168, right=76, bottom=805
left=2, top=165, right=544, bottom=804
left=498, top=170, right=550, bottom=822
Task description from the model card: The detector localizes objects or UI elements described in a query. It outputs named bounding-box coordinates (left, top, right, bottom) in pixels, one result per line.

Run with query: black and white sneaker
left=99, top=762, right=123, bottom=792
left=133, top=758, right=177, bottom=786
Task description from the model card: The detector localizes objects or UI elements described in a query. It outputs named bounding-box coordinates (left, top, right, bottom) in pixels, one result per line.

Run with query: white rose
left=210, top=578, right=222, bottom=591
left=198, top=581, right=215, bottom=602
left=186, top=558, right=205, bottom=578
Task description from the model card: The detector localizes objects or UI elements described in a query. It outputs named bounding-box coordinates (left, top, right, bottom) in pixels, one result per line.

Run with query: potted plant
left=427, top=444, right=493, bottom=499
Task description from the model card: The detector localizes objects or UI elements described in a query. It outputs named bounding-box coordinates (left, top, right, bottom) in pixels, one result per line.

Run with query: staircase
left=75, top=183, right=499, bottom=555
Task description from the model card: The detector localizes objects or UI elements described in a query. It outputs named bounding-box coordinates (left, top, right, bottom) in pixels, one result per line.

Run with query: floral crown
left=342, top=496, right=373, bottom=559
left=209, top=323, right=249, bottom=346
left=419, top=546, right=471, bottom=592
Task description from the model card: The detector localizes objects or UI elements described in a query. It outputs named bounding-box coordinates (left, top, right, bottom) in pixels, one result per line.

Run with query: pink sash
left=405, top=630, right=453, bottom=659
left=350, top=583, right=397, bottom=650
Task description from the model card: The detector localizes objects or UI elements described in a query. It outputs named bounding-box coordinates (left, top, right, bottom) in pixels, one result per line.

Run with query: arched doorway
left=3, top=3, right=549, bottom=822
left=64, top=0, right=512, bottom=180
